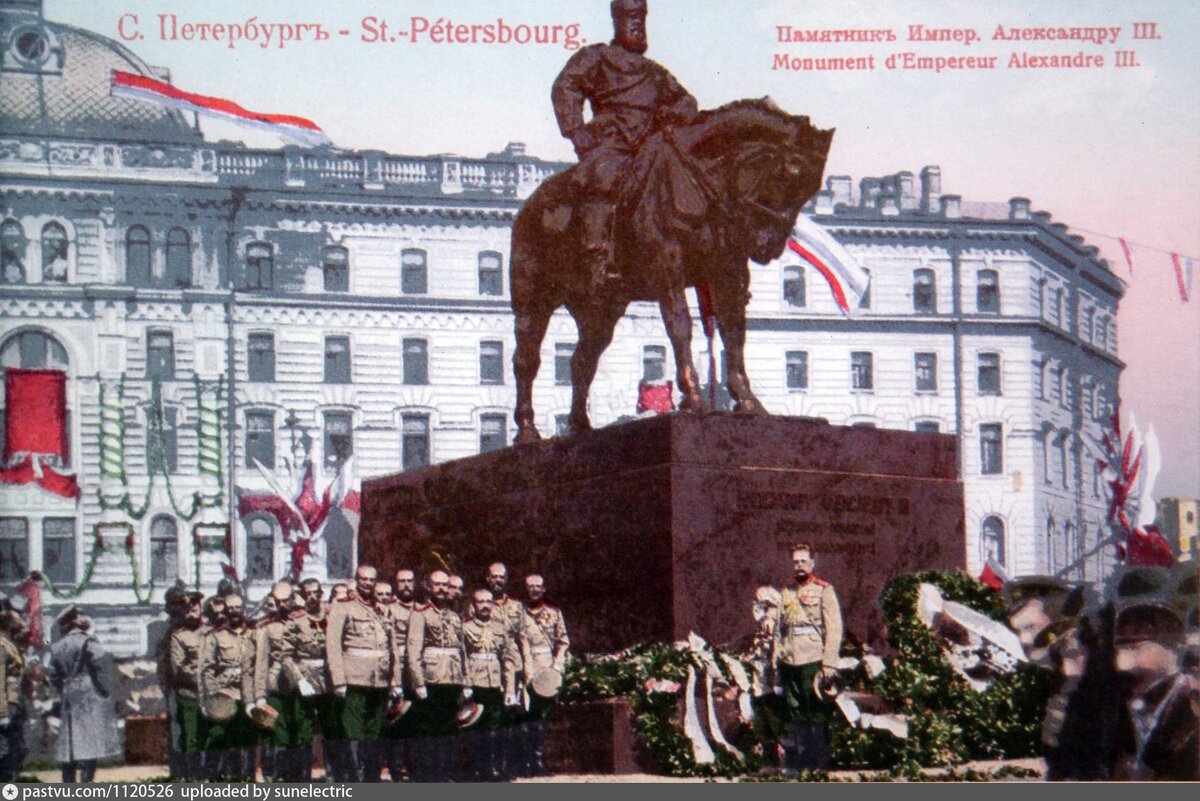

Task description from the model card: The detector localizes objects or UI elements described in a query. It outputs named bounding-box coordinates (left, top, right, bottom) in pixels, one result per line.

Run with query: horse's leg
left=567, top=304, right=623, bottom=433
left=513, top=305, right=552, bottom=445
left=712, top=281, right=767, bottom=414
left=659, top=287, right=705, bottom=412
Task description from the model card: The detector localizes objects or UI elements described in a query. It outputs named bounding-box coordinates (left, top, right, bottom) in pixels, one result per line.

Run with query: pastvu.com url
left=4, top=787, right=352, bottom=800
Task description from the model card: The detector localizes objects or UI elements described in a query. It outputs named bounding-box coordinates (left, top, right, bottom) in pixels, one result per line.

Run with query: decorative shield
left=530, top=667, right=563, bottom=699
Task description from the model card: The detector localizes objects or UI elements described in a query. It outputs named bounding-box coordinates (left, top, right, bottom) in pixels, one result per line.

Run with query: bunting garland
left=1171, top=253, right=1193, bottom=302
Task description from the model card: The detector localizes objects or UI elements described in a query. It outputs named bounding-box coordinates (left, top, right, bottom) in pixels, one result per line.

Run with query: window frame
left=41, top=222, right=69, bottom=282
left=979, top=423, right=1003, bottom=475
left=977, top=352, right=1002, bottom=396
left=914, top=352, right=938, bottom=392
left=323, top=335, right=351, bottom=384
left=478, top=251, right=503, bottom=297
left=976, top=269, right=1000, bottom=313
left=149, top=514, right=179, bottom=584
left=785, top=350, right=809, bottom=390
left=479, top=340, right=504, bottom=385
left=912, top=268, right=936, bottom=313
left=165, top=227, right=191, bottom=288
left=643, top=345, right=667, bottom=383
left=323, top=410, right=354, bottom=468
left=402, top=338, right=429, bottom=386
left=479, top=413, right=508, bottom=454
left=125, top=225, right=151, bottom=286
left=145, top=329, right=176, bottom=381
left=554, top=343, right=575, bottom=386
left=401, top=248, right=428, bottom=295
left=41, top=517, right=76, bottom=585
left=245, top=241, right=274, bottom=291
left=850, top=351, right=874, bottom=391
left=401, top=413, right=431, bottom=470
left=782, top=265, right=806, bottom=308
left=0, top=517, right=29, bottom=583
left=323, top=245, right=350, bottom=293
left=247, top=332, right=276, bottom=383
left=244, top=410, right=275, bottom=470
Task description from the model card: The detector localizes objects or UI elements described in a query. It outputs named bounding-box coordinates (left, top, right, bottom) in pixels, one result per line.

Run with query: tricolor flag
left=111, top=70, right=331, bottom=147
left=788, top=214, right=871, bottom=315
left=1118, top=237, right=1134, bottom=275
left=1171, top=253, right=1193, bottom=302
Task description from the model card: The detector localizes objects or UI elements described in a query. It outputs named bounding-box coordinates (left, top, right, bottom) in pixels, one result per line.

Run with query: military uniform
left=282, top=607, right=328, bottom=782
left=406, top=602, right=464, bottom=782
left=775, top=577, right=842, bottom=771
left=462, top=616, right=519, bottom=781
left=166, top=623, right=204, bottom=778
left=198, top=621, right=256, bottom=780
left=326, top=593, right=396, bottom=782
left=0, top=632, right=27, bottom=782
left=521, top=600, right=570, bottom=775
left=381, top=599, right=418, bottom=781
left=254, top=611, right=306, bottom=781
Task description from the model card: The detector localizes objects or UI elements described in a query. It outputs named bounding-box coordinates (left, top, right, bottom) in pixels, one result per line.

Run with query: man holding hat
left=520, top=574, right=569, bottom=776
left=406, top=570, right=466, bottom=782
left=381, top=568, right=420, bottom=782
left=198, top=592, right=256, bottom=780
left=461, top=589, right=519, bottom=781
left=253, top=582, right=304, bottom=781
left=282, top=577, right=329, bottom=782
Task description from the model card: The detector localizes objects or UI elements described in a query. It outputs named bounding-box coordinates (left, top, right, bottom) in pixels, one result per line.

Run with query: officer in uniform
left=407, top=570, right=466, bottom=782
left=283, top=578, right=328, bottom=782
left=326, top=565, right=401, bottom=782
left=521, top=574, right=570, bottom=776
left=484, top=563, right=530, bottom=775
left=774, top=543, right=842, bottom=772
left=448, top=575, right=467, bottom=618
left=461, top=589, right=519, bottom=781
left=165, top=590, right=204, bottom=779
left=198, top=592, right=256, bottom=780
left=0, top=608, right=29, bottom=782
left=252, top=582, right=301, bottom=781
left=551, top=0, right=699, bottom=290
left=382, top=568, right=420, bottom=782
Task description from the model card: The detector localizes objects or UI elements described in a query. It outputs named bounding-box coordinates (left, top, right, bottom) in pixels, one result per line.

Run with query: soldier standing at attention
left=326, top=565, right=400, bottom=782
left=448, top=575, right=467, bottom=618
left=521, top=574, right=570, bottom=776
left=774, top=543, right=842, bottom=772
left=0, top=609, right=29, bottom=782
left=283, top=578, right=328, bottom=782
left=198, top=592, right=256, bottom=780
left=252, top=582, right=299, bottom=781
left=165, top=590, right=204, bottom=779
left=484, top=563, right=528, bottom=774
left=462, top=589, right=519, bottom=781
left=407, top=570, right=466, bottom=782
left=382, top=568, right=419, bottom=782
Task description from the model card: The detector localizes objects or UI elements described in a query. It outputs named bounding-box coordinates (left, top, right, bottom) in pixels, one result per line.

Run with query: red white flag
left=1171, top=253, right=1193, bottom=302
left=1118, top=237, right=1134, bottom=275
left=788, top=214, right=871, bottom=315
left=110, top=70, right=332, bottom=147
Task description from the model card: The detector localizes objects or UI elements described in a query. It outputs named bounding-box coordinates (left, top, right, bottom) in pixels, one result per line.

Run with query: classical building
left=1, top=0, right=1122, bottom=655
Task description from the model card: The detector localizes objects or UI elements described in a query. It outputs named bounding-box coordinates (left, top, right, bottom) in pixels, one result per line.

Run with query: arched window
left=1, top=220, right=27, bottom=284
left=981, top=516, right=1006, bottom=567
left=913, top=268, right=936, bottom=313
left=165, top=228, right=191, bottom=288
left=149, top=515, right=179, bottom=583
left=0, top=331, right=70, bottom=467
left=1045, top=515, right=1057, bottom=573
left=41, top=222, right=68, bottom=282
left=977, top=269, right=1000, bottom=313
left=478, top=251, right=502, bottom=296
left=401, top=248, right=427, bottom=294
left=244, top=515, right=276, bottom=582
left=0, top=330, right=68, bottom=370
left=783, top=265, right=806, bottom=307
left=1064, top=521, right=1078, bottom=577
left=126, top=225, right=151, bottom=285
left=245, top=242, right=273, bottom=290
left=323, top=246, right=349, bottom=292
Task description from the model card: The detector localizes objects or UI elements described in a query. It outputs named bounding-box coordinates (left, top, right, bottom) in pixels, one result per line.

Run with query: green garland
left=36, top=523, right=155, bottom=605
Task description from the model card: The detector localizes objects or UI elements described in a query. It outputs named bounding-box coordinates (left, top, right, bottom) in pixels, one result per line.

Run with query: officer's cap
left=1114, top=603, right=1185, bottom=646
left=1113, top=566, right=1171, bottom=602
left=1033, top=617, right=1080, bottom=650
left=1003, top=576, right=1070, bottom=612
left=55, top=604, right=81, bottom=628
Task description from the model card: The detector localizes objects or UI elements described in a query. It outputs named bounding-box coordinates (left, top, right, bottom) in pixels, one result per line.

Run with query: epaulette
left=812, top=577, right=830, bottom=587
left=337, top=595, right=354, bottom=602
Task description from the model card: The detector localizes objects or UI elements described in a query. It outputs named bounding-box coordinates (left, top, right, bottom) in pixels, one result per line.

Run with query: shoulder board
left=417, top=602, right=433, bottom=612
left=336, top=596, right=354, bottom=603
left=812, top=578, right=830, bottom=587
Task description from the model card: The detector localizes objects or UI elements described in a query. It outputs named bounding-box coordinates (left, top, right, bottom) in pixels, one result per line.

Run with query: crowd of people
left=157, top=562, right=569, bottom=783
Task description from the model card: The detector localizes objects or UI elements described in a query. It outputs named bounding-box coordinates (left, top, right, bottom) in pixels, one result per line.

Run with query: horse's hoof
left=514, top=428, right=543, bottom=446
left=568, top=419, right=593, bottom=435
left=735, top=398, right=768, bottom=415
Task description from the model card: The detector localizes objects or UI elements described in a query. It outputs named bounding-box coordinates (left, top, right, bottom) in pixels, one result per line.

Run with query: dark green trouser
left=752, top=693, right=788, bottom=742
left=263, top=693, right=316, bottom=748
left=415, top=684, right=462, bottom=738
left=176, top=695, right=204, bottom=753
left=204, top=702, right=257, bottom=749
left=778, top=662, right=828, bottom=725
left=472, top=687, right=505, bottom=731
left=341, top=687, right=388, bottom=741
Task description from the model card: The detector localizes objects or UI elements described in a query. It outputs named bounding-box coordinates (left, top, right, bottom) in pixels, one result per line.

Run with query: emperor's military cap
left=1112, top=566, right=1172, bottom=603
left=1033, top=617, right=1081, bottom=650
left=1114, top=602, right=1185, bottom=646
left=1003, top=576, right=1071, bottom=611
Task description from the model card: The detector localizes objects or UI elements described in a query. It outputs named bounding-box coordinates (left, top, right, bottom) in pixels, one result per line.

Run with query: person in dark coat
left=49, top=605, right=121, bottom=783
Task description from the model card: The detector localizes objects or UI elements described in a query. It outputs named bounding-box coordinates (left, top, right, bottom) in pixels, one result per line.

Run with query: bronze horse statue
left=510, top=98, right=833, bottom=444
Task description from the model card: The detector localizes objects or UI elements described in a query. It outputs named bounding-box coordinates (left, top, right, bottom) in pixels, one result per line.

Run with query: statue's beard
left=615, top=31, right=647, bottom=54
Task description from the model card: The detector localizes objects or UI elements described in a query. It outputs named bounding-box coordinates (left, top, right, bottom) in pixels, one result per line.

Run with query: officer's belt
left=785, top=625, right=820, bottom=635
left=423, top=647, right=460, bottom=656
left=530, top=646, right=552, bottom=655
left=468, top=653, right=499, bottom=662
left=301, top=658, right=324, bottom=667
left=345, top=648, right=388, bottom=658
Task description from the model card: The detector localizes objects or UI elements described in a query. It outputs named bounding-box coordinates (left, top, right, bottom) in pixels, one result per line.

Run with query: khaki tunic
left=199, top=625, right=255, bottom=705
left=168, top=626, right=203, bottom=699
left=253, top=617, right=293, bottom=700
left=282, top=610, right=328, bottom=695
left=407, top=604, right=464, bottom=690
left=325, top=595, right=395, bottom=689
left=462, top=618, right=518, bottom=695
left=0, top=634, right=24, bottom=719
left=523, top=601, right=570, bottom=673
left=775, top=579, right=843, bottom=668
left=382, top=601, right=416, bottom=690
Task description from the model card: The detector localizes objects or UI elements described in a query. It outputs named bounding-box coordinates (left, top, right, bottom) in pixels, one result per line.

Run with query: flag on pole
left=111, top=70, right=332, bottom=147
left=788, top=214, right=871, bottom=315
left=1118, top=237, right=1134, bottom=275
left=1171, top=253, right=1193, bottom=302
left=977, top=558, right=1008, bottom=591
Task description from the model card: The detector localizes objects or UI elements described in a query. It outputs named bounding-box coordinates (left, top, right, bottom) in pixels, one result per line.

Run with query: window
left=980, top=423, right=1003, bottom=475
left=245, top=516, right=275, bottom=582
left=1082, top=308, right=1094, bottom=342
left=1082, top=382, right=1095, bottom=418
left=247, top=333, right=275, bottom=382
left=785, top=351, right=808, bottom=389
left=555, top=343, right=575, bottom=385
left=915, top=421, right=941, bottom=433
left=478, top=251, right=503, bottom=296
left=147, top=405, right=179, bottom=474
left=41, top=222, right=68, bottom=282
left=146, top=330, right=175, bottom=380
left=323, top=246, right=349, bottom=292
left=1060, top=368, right=1072, bottom=410
left=783, top=265, right=806, bottom=307
left=1035, top=359, right=1047, bottom=400
left=42, top=518, right=75, bottom=584
left=480, top=341, right=504, bottom=385
left=915, top=352, right=937, bottom=392
left=643, top=346, right=667, bottom=382
left=555, top=415, right=570, bottom=437
left=401, top=248, right=427, bottom=294
left=977, top=269, right=1000, bottom=313
left=1058, top=438, right=1069, bottom=487
left=850, top=352, right=873, bottom=390
left=402, top=338, right=428, bottom=385
left=324, top=411, right=353, bottom=468
left=977, top=352, right=1001, bottom=395
left=0, top=518, right=29, bottom=582
left=245, top=410, right=274, bottom=469
left=1053, top=366, right=1064, bottom=404
left=913, top=269, right=936, bottom=313
left=860, top=269, right=872, bottom=309
left=1097, top=317, right=1109, bottom=350
left=1, top=220, right=26, bottom=284
left=1, top=330, right=68, bottom=370
left=401, top=414, right=430, bottom=470
left=324, top=336, right=351, bottom=384
left=149, top=515, right=178, bottom=583
left=165, top=228, right=190, bottom=288
left=851, top=421, right=877, bottom=429
left=126, top=225, right=151, bottom=285
left=981, top=516, right=1006, bottom=567
left=480, top=413, right=507, bottom=453
left=1054, top=287, right=1065, bottom=326
left=245, top=242, right=273, bottom=290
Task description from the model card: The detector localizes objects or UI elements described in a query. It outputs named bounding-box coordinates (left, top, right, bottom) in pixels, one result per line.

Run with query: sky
left=44, top=0, right=1200, bottom=497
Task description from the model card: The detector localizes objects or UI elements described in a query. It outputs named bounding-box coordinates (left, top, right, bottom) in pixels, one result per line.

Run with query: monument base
left=361, top=413, right=965, bottom=653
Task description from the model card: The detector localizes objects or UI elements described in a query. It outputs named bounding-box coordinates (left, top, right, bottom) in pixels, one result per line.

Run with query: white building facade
left=0, top=0, right=1122, bottom=655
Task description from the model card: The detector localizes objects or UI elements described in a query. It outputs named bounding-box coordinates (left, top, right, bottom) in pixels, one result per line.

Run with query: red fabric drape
left=4, top=369, right=68, bottom=462
left=637, top=381, right=675, bottom=414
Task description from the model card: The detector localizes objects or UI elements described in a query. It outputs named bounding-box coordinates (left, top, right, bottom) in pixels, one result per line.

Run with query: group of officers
left=159, top=562, right=569, bottom=783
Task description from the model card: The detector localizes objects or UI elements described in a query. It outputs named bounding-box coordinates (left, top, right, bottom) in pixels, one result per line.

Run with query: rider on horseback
left=551, top=0, right=699, bottom=293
